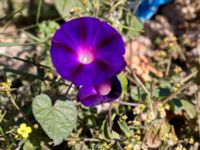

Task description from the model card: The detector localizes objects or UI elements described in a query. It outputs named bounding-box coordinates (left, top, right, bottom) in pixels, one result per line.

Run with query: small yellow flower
left=125, top=144, right=133, bottom=150
left=0, top=80, right=12, bottom=95
left=33, top=123, right=39, bottom=129
left=175, top=144, right=186, bottom=150
left=157, top=103, right=163, bottom=109
left=17, top=123, right=32, bottom=139
left=132, top=120, right=141, bottom=126
left=68, top=140, right=77, bottom=146
left=136, top=129, right=141, bottom=135
left=70, top=7, right=81, bottom=14
left=46, top=71, right=54, bottom=80
left=146, top=111, right=156, bottom=123
left=174, top=66, right=182, bottom=74
left=134, top=135, right=141, bottom=141
left=189, top=137, right=194, bottom=144
left=122, top=115, right=128, bottom=120
left=173, top=83, right=181, bottom=92
left=157, top=103, right=166, bottom=118
left=164, top=104, right=170, bottom=110
left=159, top=109, right=166, bottom=118
left=133, top=104, right=146, bottom=115
left=156, top=50, right=167, bottom=58
left=81, top=0, right=87, bottom=5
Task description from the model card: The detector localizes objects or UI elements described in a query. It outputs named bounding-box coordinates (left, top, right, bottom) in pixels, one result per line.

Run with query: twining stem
left=108, top=102, right=113, bottom=133
left=0, top=54, right=51, bottom=69
left=8, top=95, right=20, bottom=111
left=126, top=67, right=153, bottom=110
left=3, top=66, right=70, bottom=86
left=8, top=95, right=31, bottom=125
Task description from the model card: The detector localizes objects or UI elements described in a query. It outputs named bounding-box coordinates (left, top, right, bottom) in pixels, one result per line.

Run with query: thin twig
left=180, top=70, right=198, bottom=85
left=163, top=81, right=192, bottom=104
left=9, top=95, right=20, bottom=111
left=3, top=66, right=70, bottom=86
left=163, top=70, right=198, bottom=104
left=117, top=141, right=124, bottom=150
left=65, top=82, right=73, bottom=95
left=165, top=58, right=171, bottom=77
left=132, top=72, right=150, bottom=96
left=0, top=54, right=51, bottom=69
left=117, top=99, right=138, bottom=107
left=132, top=0, right=141, bottom=14
left=66, top=137, right=100, bottom=142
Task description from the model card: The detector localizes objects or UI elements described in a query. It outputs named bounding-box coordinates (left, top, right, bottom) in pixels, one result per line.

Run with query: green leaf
left=118, top=73, right=128, bottom=99
left=172, top=99, right=196, bottom=119
left=124, top=12, right=143, bottom=38
left=75, top=143, right=89, bottom=150
left=118, top=120, right=132, bottom=138
left=101, top=120, right=112, bottom=139
left=23, top=140, right=35, bottom=150
left=181, top=99, right=196, bottom=119
left=153, top=88, right=171, bottom=98
left=130, top=86, right=147, bottom=101
left=55, top=0, right=90, bottom=19
left=32, top=94, right=77, bottom=145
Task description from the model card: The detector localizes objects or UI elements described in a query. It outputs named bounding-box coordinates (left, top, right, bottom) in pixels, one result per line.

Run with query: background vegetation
left=0, top=0, right=200, bottom=149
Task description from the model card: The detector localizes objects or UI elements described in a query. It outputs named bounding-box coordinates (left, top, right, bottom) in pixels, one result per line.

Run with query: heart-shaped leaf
left=32, top=94, right=77, bottom=145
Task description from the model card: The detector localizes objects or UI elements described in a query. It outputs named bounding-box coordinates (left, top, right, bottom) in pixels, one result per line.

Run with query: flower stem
left=65, top=82, right=73, bottom=95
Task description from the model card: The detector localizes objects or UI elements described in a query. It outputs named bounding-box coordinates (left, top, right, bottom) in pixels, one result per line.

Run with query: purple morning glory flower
left=50, top=17, right=125, bottom=86
left=77, top=76, right=121, bottom=107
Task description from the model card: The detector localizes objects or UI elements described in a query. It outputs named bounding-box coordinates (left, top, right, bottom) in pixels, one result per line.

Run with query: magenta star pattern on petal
left=50, top=17, right=126, bottom=86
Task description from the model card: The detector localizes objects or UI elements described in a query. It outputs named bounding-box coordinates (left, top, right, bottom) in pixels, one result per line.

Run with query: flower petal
left=50, top=17, right=126, bottom=86
left=78, top=76, right=122, bottom=107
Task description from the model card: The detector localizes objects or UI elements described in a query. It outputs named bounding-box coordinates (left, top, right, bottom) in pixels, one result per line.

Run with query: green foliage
left=0, top=0, right=199, bottom=149
left=23, top=140, right=35, bottom=150
left=172, top=99, right=196, bottom=119
left=124, top=11, right=143, bottom=38
left=55, top=0, right=91, bottom=18
left=32, top=94, right=77, bottom=145
left=118, top=119, right=132, bottom=138
left=118, top=73, right=128, bottom=99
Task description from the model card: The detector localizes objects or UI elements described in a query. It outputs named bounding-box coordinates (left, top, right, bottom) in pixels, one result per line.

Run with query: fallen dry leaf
left=125, top=38, right=163, bottom=82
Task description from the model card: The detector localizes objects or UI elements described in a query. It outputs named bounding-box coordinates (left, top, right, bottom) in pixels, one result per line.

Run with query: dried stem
left=163, top=81, right=192, bottom=104
left=117, top=99, right=138, bottom=107
left=165, top=58, right=171, bottom=77
left=180, top=70, right=198, bottom=85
